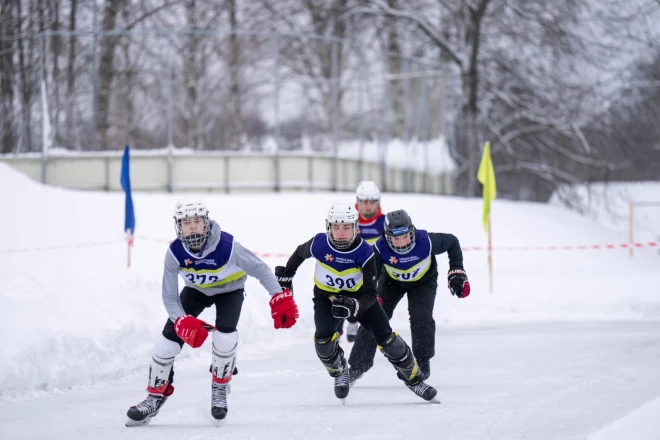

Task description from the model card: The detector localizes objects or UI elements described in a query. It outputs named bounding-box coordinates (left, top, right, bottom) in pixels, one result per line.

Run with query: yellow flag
left=477, top=141, right=496, bottom=233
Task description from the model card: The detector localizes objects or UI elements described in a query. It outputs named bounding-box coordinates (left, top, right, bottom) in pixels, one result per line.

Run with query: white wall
left=0, top=152, right=454, bottom=194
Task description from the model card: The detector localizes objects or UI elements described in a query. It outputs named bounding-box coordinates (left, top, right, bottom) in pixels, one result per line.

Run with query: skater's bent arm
left=429, top=232, right=464, bottom=269
left=162, top=249, right=185, bottom=321
left=232, top=242, right=283, bottom=295
left=358, top=254, right=379, bottom=312
left=283, top=237, right=314, bottom=274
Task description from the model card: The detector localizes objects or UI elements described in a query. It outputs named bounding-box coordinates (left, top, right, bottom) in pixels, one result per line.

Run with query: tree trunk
left=96, top=0, right=122, bottom=150
left=184, top=0, right=202, bottom=149
left=17, top=0, right=35, bottom=152
left=227, top=0, right=243, bottom=150
left=455, top=0, right=490, bottom=196
left=65, top=0, right=78, bottom=149
left=386, top=0, right=404, bottom=139
left=50, top=0, right=61, bottom=141
left=0, top=1, right=16, bottom=154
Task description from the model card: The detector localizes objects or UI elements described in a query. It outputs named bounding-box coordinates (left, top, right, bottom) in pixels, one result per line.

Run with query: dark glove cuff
left=448, top=269, right=467, bottom=278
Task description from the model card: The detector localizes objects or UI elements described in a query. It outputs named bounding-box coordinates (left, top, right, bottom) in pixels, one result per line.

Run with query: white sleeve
left=231, top=242, right=282, bottom=296
left=162, top=249, right=185, bottom=321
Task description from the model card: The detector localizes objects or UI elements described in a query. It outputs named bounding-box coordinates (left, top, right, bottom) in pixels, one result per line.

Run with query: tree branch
left=355, top=0, right=464, bottom=68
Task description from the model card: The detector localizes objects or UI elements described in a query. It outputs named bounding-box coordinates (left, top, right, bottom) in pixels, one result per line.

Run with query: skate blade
left=212, top=418, right=226, bottom=428
left=340, top=398, right=346, bottom=406
left=427, top=397, right=441, bottom=404
left=125, top=417, right=152, bottom=427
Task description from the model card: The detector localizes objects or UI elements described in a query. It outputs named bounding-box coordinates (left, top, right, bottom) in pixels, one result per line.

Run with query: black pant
left=314, top=295, right=393, bottom=345
left=162, top=287, right=245, bottom=347
left=348, top=278, right=437, bottom=372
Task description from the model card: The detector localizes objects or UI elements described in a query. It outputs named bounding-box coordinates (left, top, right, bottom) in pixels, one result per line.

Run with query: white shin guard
left=147, top=335, right=182, bottom=393
left=211, top=331, right=238, bottom=384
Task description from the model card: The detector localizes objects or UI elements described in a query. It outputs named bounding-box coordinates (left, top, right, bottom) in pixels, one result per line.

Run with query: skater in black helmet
left=348, top=209, right=470, bottom=384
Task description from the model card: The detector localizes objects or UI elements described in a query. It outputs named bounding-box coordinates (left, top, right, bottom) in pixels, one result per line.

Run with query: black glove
left=448, top=269, right=470, bottom=298
left=330, top=296, right=360, bottom=322
left=274, top=266, right=295, bottom=293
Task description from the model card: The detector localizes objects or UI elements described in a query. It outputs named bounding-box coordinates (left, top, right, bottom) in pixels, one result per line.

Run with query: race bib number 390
left=324, top=275, right=357, bottom=290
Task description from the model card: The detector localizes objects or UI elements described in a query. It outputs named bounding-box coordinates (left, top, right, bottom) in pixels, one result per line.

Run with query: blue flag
left=120, top=145, right=135, bottom=240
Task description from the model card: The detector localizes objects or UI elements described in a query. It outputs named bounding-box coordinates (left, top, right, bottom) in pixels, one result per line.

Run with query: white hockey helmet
left=173, top=200, right=211, bottom=249
left=355, top=181, right=381, bottom=202
left=325, top=201, right=359, bottom=250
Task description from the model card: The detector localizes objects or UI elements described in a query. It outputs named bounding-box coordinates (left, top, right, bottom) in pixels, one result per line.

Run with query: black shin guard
left=314, top=333, right=345, bottom=377
left=378, top=333, right=421, bottom=383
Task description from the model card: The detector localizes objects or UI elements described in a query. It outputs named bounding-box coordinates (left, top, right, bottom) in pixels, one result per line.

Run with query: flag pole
left=488, top=211, right=493, bottom=293
left=126, top=229, right=132, bottom=268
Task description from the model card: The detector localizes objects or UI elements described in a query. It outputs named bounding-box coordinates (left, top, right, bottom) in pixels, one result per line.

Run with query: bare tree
left=0, top=1, right=17, bottom=154
left=226, top=0, right=243, bottom=149
left=355, top=0, right=652, bottom=199
left=64, top=0, right=78, bottom=149
left=258, top=0, right=353, bottom=148
left=96, top=0, right=180, bottom=150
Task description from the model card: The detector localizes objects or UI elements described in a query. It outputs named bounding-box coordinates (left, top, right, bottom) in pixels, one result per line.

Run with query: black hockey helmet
left=384, top=209, right=416, bottom=254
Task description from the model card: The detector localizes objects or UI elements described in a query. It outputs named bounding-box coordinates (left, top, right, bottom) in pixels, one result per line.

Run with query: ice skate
left=125, top=385, right=173, bottom=427
left=334, top=358, right=350, bottom=402
left=211, top=381, right=229, bottom=424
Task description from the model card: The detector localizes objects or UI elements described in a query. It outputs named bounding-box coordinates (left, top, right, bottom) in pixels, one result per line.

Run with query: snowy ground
left=1, top=162, right=660, bottom=439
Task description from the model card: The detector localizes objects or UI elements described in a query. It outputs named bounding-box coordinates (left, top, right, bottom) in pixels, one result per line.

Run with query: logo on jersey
left=389, top=256, right=398, bottom=265
left=325, top=254, right=334, bottom=262
left=184, top=258, right=193, bottom=266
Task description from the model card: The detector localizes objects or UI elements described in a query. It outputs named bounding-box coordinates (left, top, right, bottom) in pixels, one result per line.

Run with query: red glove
left=269, top=288, right=299, bottom=329
left=174, top=315, right=211, bottom=348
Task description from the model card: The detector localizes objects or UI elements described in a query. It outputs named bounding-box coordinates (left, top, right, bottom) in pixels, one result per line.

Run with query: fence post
left=331, top=40, right=339, bottom=192
left=380, top=53, right=390, bottom=193
left=421, top=67, right=430, bottom=193
left=403, top=58, right=411, bottom=192
left=167, top=145, right=173, bottom=193
left=91, top=2, right=99, bottom=151
left=273, top=36, right=281, bottom=192
left=357, top=48, right=365, bottom=183
left=39, top=33, right=47, bottom=183
left=629, top=202, right=634, bottom=258
left=166, top=43, right=174, bottom=148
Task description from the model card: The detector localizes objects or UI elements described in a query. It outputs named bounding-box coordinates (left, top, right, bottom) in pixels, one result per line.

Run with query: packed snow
left=1, top=162, right=659, bottom=439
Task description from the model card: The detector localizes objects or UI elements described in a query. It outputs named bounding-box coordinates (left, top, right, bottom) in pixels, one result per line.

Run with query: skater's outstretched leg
left=379, top=332, right=439, bottom=403
left=126, top=335, right=181, bottom=426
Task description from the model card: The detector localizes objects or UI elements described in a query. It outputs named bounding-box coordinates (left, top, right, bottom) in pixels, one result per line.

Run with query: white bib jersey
left=310, top=233, right=375, bottom=294
left=162, top=221, right=282, bottom=321
left=375, top=229, right=433, bottom=283
left=374, top=229, right=465, bottom=289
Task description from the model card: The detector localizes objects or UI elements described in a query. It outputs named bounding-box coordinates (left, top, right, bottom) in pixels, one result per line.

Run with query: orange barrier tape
left=2, top=238, right=657, bottom=255
left=1, top=241, right=124, bottom=254
left=461, top=242, right=658, bottom=251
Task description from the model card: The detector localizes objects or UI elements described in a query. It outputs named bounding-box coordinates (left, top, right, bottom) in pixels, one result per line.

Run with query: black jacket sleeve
left=283, top=237, right=314, bottom=274
left=357, top=254, right=379, bottom=313
left=428, top=232, right=464, bottom=270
